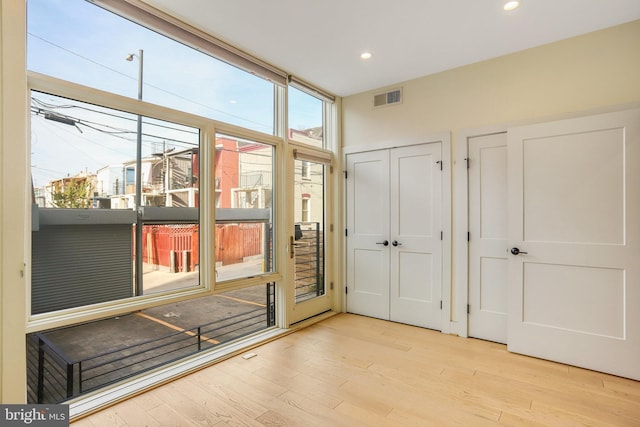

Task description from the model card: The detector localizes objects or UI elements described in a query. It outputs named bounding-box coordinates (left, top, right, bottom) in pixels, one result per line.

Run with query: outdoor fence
left=140, top=223, right=264, bottom=272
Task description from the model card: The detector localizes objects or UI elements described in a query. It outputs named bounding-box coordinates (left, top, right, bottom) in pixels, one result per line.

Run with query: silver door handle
left=392, top=240, right=402, bottom=247
left=376, top=240, right=389, bottom=246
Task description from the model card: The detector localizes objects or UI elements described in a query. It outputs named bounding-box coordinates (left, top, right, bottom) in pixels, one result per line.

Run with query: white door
left=346, top=150, right=390, bottom=319
left=507, top=109, right=640, bottom=380
left=389, top=144, right=442, bottom=329
left=468, top=133, right=508, bottom=343
left=346, top=144, right=443, bottom=330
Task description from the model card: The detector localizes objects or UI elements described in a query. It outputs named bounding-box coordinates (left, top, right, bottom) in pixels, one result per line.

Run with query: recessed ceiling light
left=360, top=52, right=373, bottom=60
left=503, top=0, right=521, bottom=11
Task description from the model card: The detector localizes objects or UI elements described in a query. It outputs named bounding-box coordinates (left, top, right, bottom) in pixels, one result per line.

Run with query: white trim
left=440, top=134, right=453, bottom=334
left=330, top=99, right=344, bottom=314
left=452, top=131, right=468, bottom=337
left=342, top=131, right=450, bottom=155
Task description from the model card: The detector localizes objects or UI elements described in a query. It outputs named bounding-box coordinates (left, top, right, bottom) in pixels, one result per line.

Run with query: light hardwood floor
left=73, top=313, right=640, bottom=426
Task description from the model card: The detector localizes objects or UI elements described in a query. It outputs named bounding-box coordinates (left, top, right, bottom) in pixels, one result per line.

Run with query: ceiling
left=142, top=0, right=640, bottom=97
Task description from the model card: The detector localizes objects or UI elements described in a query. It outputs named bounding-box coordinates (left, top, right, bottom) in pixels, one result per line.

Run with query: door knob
left=376, top=240, right=389, bottom=246
left=510, top=247, right=528, bottom=255
left=392, top=240, right=402, bottom=247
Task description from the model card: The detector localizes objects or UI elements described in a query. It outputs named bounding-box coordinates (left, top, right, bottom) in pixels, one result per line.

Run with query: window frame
left=211, top=130, right=279, bottom=290
left=90, top=0, right=288, bottom=87
left=301, top=161, right=311, bottom=180
left=301, top=197, right=310, bottom=222
left=286, top=141, right=334, bottom=323
left=27, top=71, right=282, bottom=333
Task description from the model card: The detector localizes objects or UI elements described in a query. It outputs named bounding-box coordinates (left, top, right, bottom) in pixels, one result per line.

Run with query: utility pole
left=127, top=49, right=144, bottom=296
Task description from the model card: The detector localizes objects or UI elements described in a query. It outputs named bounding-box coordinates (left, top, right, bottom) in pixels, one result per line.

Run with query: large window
left=24, top=0, right=334, bottom=409
left=27, top=0, right=275, bottom=134
left=30, top=89, right=204, bottom=317
left=288, top=86, right=324, bottom=148
left=28, top=78, right=211, bottom=319
left=26, top=0, right=285, bottom=320
left=27, top=72, right=281, bottom=405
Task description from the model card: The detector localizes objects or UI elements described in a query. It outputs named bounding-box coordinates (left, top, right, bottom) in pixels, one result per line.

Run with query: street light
left=127, top=49, right=144, bottom=296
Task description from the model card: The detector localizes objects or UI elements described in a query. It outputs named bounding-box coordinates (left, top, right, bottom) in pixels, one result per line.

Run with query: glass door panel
left=294, top=159, right=325, bottom=302
left=289, top=151, right=331, bottom=323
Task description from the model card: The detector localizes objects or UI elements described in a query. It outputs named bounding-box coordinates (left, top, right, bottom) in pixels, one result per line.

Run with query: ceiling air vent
left=373, top=88, right=402, bottom=108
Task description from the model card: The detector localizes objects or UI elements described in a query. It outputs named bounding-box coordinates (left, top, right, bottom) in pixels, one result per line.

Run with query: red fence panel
left=140, top=223, right=262, bottom=272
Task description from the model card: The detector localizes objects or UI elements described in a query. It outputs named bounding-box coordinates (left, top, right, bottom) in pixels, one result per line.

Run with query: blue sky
left=28, top=0, right=321, bottom=186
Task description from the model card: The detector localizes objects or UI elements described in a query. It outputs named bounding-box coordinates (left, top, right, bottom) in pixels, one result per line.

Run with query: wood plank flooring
left=73, top=313, right=640, bottom=426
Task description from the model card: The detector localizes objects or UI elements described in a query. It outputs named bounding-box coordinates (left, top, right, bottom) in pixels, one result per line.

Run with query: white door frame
left=343, top=132, right=452, bottom=333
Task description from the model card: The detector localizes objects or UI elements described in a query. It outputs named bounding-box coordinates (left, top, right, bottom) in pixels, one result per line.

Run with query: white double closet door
left=346, top=143, right=443, bottom=330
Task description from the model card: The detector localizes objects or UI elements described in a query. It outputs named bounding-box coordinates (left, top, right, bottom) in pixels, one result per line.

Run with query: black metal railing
left=27, top=282, right=276, bottom=404
left=27, top=333, right=75, bottom=404
left=294, top=222, right=324, bottom=302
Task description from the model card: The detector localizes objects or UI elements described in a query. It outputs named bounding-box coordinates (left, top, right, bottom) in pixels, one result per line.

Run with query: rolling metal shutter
left=32, top=224, right=133, bottom=314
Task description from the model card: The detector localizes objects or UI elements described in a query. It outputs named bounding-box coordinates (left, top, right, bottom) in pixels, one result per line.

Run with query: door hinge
left=330, top=165, right=334, bottom=174
left=343, top=171, right=348, bottom=179
left=440, top=231, right=443, bottom=241
left=345, top=228, right=348, bottom=237
left=345, top=286, right=348, bottom=294
left=464, top=158, right=470, bottom=169
left=330, top=282, right=334, bottom=290
left=467, top=304, right=471, bottom=314
left=330, top=224, right=334, bottom=232
left=467, top=231, right=470, bottom=242
left=436, top=160, right=443, bottom=171
left=440, top=300, right=443, bottom=310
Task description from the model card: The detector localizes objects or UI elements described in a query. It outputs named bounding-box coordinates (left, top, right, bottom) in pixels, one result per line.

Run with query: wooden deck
left=73, top=313, right=640, bottom=426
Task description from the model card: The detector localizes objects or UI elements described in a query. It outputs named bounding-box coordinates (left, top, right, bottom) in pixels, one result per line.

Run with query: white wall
left=342, top=20, right=640, bottom=329
left=343, top=20, right=640, bottom=149
left=343, top=21, right=640, bottom=147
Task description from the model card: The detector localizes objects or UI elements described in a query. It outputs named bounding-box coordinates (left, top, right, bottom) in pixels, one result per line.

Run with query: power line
left=31, top=105, right=198, bottom=147
left=28, top=32, right=134, bottom=82
left=27, top=32, right=273, bottom=132
left=32, top=95, right=200, bottom=140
